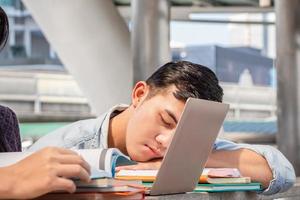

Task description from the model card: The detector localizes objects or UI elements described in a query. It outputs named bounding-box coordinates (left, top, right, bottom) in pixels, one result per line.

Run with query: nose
left=155, top=133, right=173, bottom=149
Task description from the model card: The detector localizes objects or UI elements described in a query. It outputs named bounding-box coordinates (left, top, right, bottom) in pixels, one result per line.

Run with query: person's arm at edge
left=0, top=147, right=91, bottom=199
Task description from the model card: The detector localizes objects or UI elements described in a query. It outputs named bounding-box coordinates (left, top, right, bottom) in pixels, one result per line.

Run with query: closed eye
left=160, top=115, right=172, bottom=128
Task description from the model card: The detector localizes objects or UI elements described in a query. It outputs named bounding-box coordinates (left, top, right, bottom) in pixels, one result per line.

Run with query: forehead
left=146, top=86, right=185, bottom=118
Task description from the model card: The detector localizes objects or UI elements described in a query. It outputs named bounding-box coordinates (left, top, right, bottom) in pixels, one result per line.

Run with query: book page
left=116, top=168, right=241, bottom=178
left=0, top=149, right=110, bottom=178
left=0, top=152, right=32, bottom=167
left=117, top=170, right=158, bottom=177
left=76, top=149, right=101, bottom=170
left=0, top=149, right=101, bottom=168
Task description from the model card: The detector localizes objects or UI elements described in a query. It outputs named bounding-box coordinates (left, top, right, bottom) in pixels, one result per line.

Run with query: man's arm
left=116, top=139, right=296, bottom=195
left=116, top=149, right=273, bottom=188
left=205, top=149, right=273, bottom=188
left=29, top=116, right=105, bottom=151
left=213, top=139, right=296, bottom=195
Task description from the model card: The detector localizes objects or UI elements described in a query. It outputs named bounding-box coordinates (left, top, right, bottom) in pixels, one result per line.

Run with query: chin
left=128, top=149, right=151, bottom=162
left=129, top=152, right=149, bottom=162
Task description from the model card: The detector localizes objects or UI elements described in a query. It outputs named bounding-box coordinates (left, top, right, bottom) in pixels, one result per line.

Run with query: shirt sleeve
left=214, top=138, right=296, bottom=195
left=29, top=117, right=103, bottom=151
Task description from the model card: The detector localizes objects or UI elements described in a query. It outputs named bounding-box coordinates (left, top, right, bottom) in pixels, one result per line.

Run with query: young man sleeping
left=30, top=61, right=296, bottom=195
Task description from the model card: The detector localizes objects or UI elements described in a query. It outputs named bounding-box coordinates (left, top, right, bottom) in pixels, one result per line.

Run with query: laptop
left=148, top=98, right=229, bottom=195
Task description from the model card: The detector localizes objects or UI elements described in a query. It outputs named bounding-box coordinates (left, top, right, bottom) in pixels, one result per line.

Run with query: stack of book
left=116, top=168, right=262, bottom=193
left=35, top=192, right=144, bottom=200
left=34, top=178, right=145, bottom=200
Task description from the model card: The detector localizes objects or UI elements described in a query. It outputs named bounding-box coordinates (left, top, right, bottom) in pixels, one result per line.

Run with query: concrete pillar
left=23, top=26, right=31, bottom=57
left=22, top=0, right=132, bottom=115
left=8, top=17, right=15, bottom=46
left=49, top=45, right=56, bottom=59
left=7, top=17, right=15, bottom=59
left=132, top=0, right=171, bottom=83
left=275, top=0, right=300, bottom=175
left=262, top=13, right=268, bottom=56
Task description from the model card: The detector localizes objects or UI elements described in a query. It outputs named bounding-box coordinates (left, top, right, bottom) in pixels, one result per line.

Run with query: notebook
left=193, top=183, right=261, bottom=193
left=141, top=98, right=229, bottom=195
left=142, top=182, right=261, bottom=193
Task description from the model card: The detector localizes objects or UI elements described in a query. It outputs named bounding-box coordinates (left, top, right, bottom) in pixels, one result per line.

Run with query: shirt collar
left=99, top=104, right=129, bottom=149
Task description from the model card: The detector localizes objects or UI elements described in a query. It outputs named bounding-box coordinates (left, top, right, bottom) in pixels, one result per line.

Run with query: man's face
left=126, top=83, right=185, bottom=162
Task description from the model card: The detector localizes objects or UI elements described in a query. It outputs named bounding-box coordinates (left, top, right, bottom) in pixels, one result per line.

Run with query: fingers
left=40, top=147, right=91, bottom=179
left=51, top=177, right=76, bottom=193
left=57, top=164, right=91, bottom=183
left=57, top=154, right=91, bottom=175
left=40, top=146, right=79, bottom=156
left=52, top=147, right=79, bottom=155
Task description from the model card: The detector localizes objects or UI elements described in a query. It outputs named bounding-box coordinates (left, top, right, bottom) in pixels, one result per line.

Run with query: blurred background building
left=0, top=0, right=278, bottom=147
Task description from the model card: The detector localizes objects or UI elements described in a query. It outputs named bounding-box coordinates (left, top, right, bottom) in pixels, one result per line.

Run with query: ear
left=131, top=81, right=149, bottom=108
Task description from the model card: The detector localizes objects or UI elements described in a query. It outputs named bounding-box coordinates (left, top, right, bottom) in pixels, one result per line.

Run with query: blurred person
left=0, top=6, right=91, bottom=199
left=0, top=105, right=21, bottom=152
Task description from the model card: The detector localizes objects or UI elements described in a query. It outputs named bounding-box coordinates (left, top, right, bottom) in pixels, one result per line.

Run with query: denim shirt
left=29, top=104, right=296, bottom=195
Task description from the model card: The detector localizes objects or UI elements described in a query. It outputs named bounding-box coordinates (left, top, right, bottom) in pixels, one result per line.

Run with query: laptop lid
left=150, top=98, right=229, bottom=195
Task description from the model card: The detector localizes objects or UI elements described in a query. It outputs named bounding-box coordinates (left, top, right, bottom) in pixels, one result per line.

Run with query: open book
left=0, top=148, right=136, bottom=179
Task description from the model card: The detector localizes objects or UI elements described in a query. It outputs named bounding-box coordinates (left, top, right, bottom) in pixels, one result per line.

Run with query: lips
left=146, top=145, right=162, bottom=157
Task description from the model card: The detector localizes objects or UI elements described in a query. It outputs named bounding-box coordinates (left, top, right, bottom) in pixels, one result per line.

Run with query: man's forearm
left=206, top=149, right=273, bottom=189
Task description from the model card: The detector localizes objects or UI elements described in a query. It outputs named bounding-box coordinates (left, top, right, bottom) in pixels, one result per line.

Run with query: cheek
left=127, top=117, right=155, bottom=142
left=131, top=109, right=153, bottom=130
left=126, top=110, right=161, bottom=145
left=126, top=112, right=164, bottom=161
left=126, top=115, right=145, bottom=145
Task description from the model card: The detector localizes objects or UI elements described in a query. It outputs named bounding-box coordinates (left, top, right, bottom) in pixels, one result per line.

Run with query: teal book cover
left=194, top=182, right=262, bottom=193
left=142, top=182, right=262, bottom=193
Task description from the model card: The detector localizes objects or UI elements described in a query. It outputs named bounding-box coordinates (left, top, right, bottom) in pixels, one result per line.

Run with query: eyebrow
left=164, top=109, right=178, bottom=124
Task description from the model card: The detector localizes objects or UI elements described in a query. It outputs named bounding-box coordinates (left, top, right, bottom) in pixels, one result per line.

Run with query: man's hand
left=0, top=147, right=91, bottom=199
left=116, top=158, right=162, bottom=171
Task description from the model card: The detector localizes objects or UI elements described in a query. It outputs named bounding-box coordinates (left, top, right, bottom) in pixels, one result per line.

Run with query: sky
left=169, top=13, right=275, bottom=58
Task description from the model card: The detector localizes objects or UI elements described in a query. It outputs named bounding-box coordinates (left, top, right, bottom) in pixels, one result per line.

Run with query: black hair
left=145, top=61, right=223, bottom=102
left=0, top=6, right=9, bottom=51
